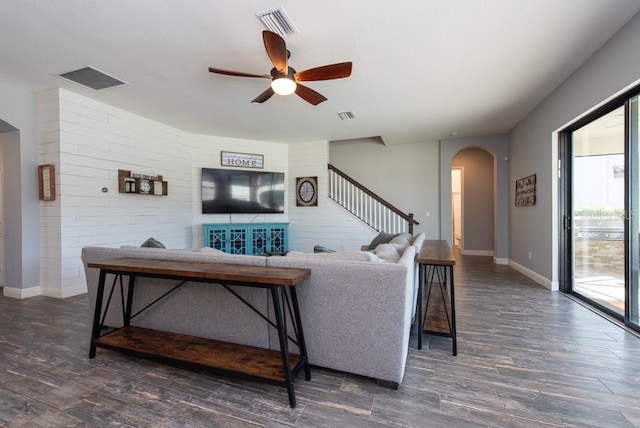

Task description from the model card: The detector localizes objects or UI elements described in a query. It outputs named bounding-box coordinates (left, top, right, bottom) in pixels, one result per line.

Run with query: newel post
left=408, top=213, right=414, bottom=235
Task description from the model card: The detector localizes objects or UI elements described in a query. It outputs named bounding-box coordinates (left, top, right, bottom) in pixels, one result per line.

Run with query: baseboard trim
left=508, top=260, right=557, bottom=291
left=41, top=284, right=88, bottom=299
left=494, top=257, right=509, bottom=265
left=461, top=249, right=494, bottom=256
left=3, top=286, right=42, bottom=299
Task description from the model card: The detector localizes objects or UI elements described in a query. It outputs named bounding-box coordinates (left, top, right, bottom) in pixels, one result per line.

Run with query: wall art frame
left=515, top=174, right=536, bottom=206
left=220, top=151, right=264, bottom=169
left=38, top=164, right=56, bottom=201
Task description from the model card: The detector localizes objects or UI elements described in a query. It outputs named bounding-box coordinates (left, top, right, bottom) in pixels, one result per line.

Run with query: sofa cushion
left=197, top=247, right=227, bottom=253
left=367, top=231, right=395, bottom=250
left=286, top=251, right=379, bottom=262
left=373, top=243, right=401, bottom=263
left=396, top=233, right=413, bottom=242
left=388, top=235, right=411, bottom=252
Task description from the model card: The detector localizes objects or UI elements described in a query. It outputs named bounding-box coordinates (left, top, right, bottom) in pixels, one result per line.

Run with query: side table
left=416, top=240, right=457, bottom=355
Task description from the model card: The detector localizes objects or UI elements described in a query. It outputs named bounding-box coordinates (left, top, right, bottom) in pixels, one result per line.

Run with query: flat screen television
left=202, top=168, right=285, bottom=214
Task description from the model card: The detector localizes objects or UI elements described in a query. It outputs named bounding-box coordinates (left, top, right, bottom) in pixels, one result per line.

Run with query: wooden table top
left=416, top=240, right=456, bottom=266
left=88, top=257, right=311, bottom=286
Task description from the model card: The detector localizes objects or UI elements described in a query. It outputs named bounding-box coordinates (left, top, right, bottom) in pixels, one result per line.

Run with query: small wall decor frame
left=515, top=174, right=536, bottom=206
left=118, top=169, right=168, bottom=196
left=296, top=176, right=318, bottom=206
left=221, top=151, right=264, bottom=169
left=38, top=164, right=56, bottom=201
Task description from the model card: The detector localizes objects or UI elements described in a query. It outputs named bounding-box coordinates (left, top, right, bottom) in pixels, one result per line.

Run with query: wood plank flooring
left=1, top=254, right=640, bottom=427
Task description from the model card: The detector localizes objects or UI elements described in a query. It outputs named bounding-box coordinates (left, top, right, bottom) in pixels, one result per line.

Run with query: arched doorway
left=452, top=148, right=495, bottom=256
left=452, top=168, right=463, bottom=248
left=439, top=134, right=509, bottom=264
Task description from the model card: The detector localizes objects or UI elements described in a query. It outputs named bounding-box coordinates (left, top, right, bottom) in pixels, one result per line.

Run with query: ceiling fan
left=208, top=30, right=352, bottom=105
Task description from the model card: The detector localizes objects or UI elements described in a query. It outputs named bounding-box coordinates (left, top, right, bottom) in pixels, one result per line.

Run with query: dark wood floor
left=1, top=254, right=640, bottom=427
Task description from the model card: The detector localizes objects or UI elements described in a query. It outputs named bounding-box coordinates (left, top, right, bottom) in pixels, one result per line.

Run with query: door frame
left=451, top=167, right=464, bottom=250
left=558, top=85, right=640, bottom=331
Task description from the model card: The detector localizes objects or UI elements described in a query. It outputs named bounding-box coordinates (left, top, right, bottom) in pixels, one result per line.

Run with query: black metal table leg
left=288, top=286, right=311, bottom=381
left=416, top=263, right=424, bottom=350
left=271, top=286, right=296, bottom=408
left=449, top=265, right=457, bottom=356
left=124, top=275, right=136, bottom=326
left=89, top=269, right=107, bottom=358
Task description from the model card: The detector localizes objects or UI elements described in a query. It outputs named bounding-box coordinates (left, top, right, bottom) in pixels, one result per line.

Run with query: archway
left=452, top=147, right=495, bottom=256
left=439, top=134, right=509, bottom=264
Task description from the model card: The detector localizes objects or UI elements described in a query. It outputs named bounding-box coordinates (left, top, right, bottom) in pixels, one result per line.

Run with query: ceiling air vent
left=257, top=7, right=298, bottom=38
left=338, top=111, right=356, bottom=120
left=56, top=66, right=127, bottom=90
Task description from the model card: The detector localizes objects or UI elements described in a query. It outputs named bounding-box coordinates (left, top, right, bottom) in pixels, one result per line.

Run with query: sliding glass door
left=571, top=106, right=625, bottom=315
left=562, top=92, right=640, bottom=332
left=630, top=95, right=639, bottom=328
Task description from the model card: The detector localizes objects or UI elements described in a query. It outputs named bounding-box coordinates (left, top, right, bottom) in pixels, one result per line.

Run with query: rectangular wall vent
left=57, top=66, right=127, bottom=90
left=338, top=111, right=356, bottom=120
left=257, top=7, right=298, bottom=37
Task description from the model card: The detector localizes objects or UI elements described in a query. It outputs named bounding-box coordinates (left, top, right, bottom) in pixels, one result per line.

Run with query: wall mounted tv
left=202, top=168, right=285, bottom=214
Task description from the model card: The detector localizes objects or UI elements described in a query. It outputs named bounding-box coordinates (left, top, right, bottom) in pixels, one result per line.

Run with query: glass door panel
left=630, top=96, right=639, bottom=329
left=572, top=106, right=625, bottom=315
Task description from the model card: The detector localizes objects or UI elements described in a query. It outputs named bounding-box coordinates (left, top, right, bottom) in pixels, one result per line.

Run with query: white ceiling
left=1, top=1, right=639, bottom=145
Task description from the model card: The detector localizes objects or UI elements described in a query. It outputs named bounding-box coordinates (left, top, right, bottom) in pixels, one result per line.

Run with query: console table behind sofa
left=88, top=257, right=310, bottom=408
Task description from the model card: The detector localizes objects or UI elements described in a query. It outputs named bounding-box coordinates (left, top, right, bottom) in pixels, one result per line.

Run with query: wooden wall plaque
left=38, top=164, right=56, bottom=201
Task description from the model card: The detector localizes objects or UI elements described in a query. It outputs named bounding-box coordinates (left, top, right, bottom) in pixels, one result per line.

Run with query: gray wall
left=510, top=10, right=640, bottom=284
left=329, top=138, right=440, bottom=238
left=0, top=79, right=40, bottom=292
left=453, top=148, right=494, bottom=252
left=330, top=135, right=509, bottom=259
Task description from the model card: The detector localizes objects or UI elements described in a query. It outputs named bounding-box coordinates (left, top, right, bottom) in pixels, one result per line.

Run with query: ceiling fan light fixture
left=271, top=77, right=297, bottom=95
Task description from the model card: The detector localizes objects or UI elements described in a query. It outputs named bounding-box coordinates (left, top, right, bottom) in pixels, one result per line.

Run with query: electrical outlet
left=426, top=211, right=430, bottom=217
left=528, top=252, right=532, bottom=260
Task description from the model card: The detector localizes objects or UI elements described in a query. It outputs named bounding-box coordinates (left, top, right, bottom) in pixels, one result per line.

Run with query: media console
left=203, top=223, right=288, bottom=255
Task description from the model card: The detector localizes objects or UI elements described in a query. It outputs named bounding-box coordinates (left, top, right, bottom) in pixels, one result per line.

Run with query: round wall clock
left=296, top=176, right=318, bottom=206
left=139, top=179, right=151, bottom=194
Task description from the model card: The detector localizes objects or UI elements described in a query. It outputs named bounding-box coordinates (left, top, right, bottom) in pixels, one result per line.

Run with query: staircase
left=327, top=164, right=418, bottom=234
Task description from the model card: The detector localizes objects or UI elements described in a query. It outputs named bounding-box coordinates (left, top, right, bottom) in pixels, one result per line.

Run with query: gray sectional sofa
left=81, top=232, right=425, bottom=388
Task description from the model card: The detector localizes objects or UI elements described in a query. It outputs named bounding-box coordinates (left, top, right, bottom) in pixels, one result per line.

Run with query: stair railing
left=327, top=164, right=419, bottom=235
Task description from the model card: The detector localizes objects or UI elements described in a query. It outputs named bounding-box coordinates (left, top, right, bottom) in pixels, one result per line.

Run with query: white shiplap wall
left=36, top=89, right=375, bottom=298
left=39, top=88, right=194, bottom=297
left=38, top=90, right=63, bottom=298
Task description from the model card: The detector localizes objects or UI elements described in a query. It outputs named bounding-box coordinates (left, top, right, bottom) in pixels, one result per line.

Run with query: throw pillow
left=388, top=235, right=411, bottom=252
left=395, top=232, right=413, bottom=242
left=140, top=237, right=166, bottom=248
left=367, top=231, right=395, bottom=250
left=373, top=243, right=401, bottom=263
left=313, top=245, right=336, bottom=253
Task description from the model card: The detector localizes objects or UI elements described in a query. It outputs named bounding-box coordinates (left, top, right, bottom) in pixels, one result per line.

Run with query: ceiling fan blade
left=208, top=67, right=272, bottom=79
left=294, top=62, right=352, bottom=82
left=262, top=30, right=288, bottom=74
left=251, top=87, right=275, bottom=103
left=295, top=84, right=327, bottom=105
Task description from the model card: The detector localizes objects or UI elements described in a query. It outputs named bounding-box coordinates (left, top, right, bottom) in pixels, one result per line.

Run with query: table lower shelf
left=94, top=326, right=302, bottom=383
left=424, top=283, right=452, bottom=335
